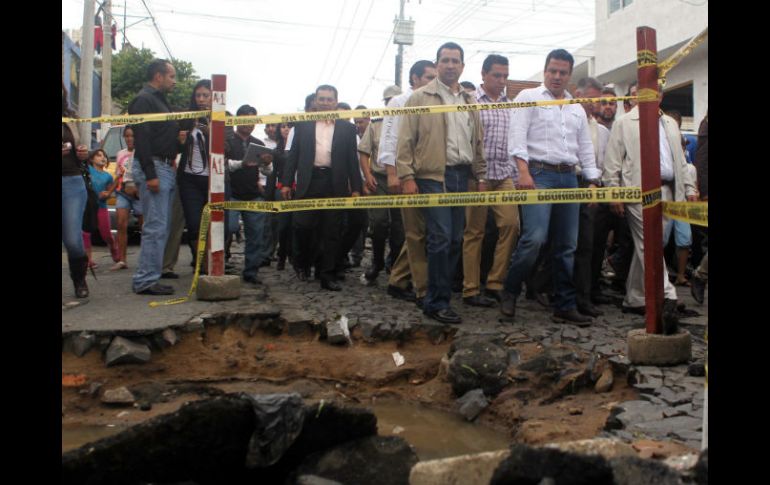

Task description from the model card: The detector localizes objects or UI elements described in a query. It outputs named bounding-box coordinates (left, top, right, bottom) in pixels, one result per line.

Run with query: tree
left=111, top=46, right=200, bottom=112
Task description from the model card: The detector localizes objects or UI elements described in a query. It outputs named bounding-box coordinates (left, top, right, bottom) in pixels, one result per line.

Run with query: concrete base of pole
left=627, top=328, right=691, bottom=365
left=196, top=275, right=241, bottom=301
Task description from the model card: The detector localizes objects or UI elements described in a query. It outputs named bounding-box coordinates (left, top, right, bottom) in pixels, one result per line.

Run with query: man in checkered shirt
left=461, top=54, right=520, bottom=308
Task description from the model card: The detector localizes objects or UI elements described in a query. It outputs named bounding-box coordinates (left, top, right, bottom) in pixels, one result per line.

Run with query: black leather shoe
left=387, top=285, right=416, bottom=302
left=690, top=276, right=706, bottom=304
left=591, top=293, right=614, bottom=305
left=577, top=303, right=604, bottom=318
left=321, top=279, right=342, bottom=291
left=552, top=309, right=593, bottom=327
left=484, top=288, right=502, bottom=302
left=621, top=305, right=646, bottom=315
left=161, top=271, right=179, bottom=279
left=243, top=275, right=262, bottom=285
left=463, top=294, right=497, bottom=308
left=260, top=260, right=271, bottom=268
left=425, top=308, right=462, bottom=324
left=334, top=271, right=346, bottom=281
left=295, top=268, right=309, bottom=282
left=500, top=291, right=516, bottom=318
left=364, top=266, right=382, bottom=282
left=535, top=292, right=552, bottom=308
left=137, top=283, right=174, bottom=295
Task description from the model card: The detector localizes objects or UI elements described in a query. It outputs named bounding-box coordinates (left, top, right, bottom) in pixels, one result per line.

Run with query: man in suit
left=281, top=84, right=362, bottom=291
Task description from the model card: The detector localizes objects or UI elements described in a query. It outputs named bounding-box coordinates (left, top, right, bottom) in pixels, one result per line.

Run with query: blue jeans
left=62, top=175, right=87, bottom=258
left=503, top=168, right=580, bottom=311
left=416, top=165, right=469, bottom=313
left=132, top=160, right=176, bottom=292
left=227, top=196, right=267, bottom=278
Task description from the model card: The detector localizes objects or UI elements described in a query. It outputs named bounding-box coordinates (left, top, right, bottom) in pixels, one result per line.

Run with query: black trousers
left=591, top=203, right=634, bottom=295
left=292, top=168, right=342, bottom=281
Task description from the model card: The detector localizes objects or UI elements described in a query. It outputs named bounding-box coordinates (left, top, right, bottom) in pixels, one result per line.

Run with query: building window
left=609, top=0, right=633, bottom=14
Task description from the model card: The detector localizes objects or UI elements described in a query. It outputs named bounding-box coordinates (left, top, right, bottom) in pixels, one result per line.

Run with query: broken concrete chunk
left=101, top=386, right=135, bottom=405
left=105, top=336, right=151, bottom=366
left=456, top=389, right=489, bottom=421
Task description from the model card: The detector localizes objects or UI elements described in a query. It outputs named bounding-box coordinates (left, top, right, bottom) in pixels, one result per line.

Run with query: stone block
left=196, top=275, right=241, bottom=301
left=105, top=336, right=151, bottom=366
left=409, top=450, right=510, bottom=485
left=627, top=329, right=691, bottom=366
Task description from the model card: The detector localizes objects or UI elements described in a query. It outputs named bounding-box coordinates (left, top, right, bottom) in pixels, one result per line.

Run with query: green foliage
left=111, top=46, right=200, bottom=112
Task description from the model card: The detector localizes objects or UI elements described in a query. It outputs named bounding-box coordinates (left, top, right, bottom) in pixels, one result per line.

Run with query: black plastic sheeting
left=241, top=392, right=305, bottom=468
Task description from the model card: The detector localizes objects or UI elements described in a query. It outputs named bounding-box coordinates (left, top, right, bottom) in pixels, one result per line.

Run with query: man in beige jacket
left=396, top=42, right=487, bottom=325
left=602, top=105, right=698, bottom=321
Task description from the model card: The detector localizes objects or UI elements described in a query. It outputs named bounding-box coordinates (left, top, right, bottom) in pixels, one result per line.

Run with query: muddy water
left=371, top=400, right=511, bottom=460
left=63, top=402, right=511, bottom=459
left=62, top=424, right=125, bottom=453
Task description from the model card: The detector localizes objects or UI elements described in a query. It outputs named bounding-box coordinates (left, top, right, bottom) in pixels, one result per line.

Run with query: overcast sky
left=62, top=0, right=596, bottom=116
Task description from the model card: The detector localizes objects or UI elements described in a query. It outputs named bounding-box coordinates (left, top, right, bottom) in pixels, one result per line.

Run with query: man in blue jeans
left=127, top=59, right=181, bottom=295
left=225, top=104, right=273, bottom=285
left=396, top=42, right=487, bottom=324
left=500, top=49, right=601, bottom=326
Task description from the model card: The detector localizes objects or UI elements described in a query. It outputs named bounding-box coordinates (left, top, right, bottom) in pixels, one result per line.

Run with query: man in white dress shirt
left=500, top=49, right=602, bottom=326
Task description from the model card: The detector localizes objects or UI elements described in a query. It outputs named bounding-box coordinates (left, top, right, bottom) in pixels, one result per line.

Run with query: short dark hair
left=626, top=81, right=638, bottom=96
left=316, top=84, right=339, bottom=100
left=188, top=79, right=211, bottom=111
left=544, top=49, right=574, bottom=73
left=337, top=102, right=352, bottom=110
left=408, top=60, right=435, bottom=87
left=575, top=77, right=603, bottom=93
left=460, top=81, right=476, bottom=91
left=146, top=59, right=172, bottom=82
left=236, top=104, right=257, bottom=116
left=354, top=105, right=367, bottom=110
left=436, top=42, right=464, bottom=63
left=482, top=54, right=508, bottom=73
left=304, top=93, right=316, bottom=111
left=602, top=86, right=617, bottom=96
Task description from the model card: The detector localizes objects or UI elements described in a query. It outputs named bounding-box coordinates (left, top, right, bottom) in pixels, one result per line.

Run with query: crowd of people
left=61, top=43, right=708, bottom=328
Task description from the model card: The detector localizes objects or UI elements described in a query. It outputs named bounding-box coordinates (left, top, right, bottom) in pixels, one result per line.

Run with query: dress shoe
left=500, top=290, right=516, bottom=318
left=484, top=288, right=502, bottom=302
left=161, top=271, right=179, bottom=279
left=577, top=303, right=604, bottom=318
left=320, top=279, right=342, bottom=291
left=260, top=260, right=271, bottom=268
left=334, top=270, right=347, bottom=281
left=387, top=284, right=416, bottom=302
left=621, top=305, right=645, bottom=315
left=590, top=293, right=614, bottom=305
left=552, top=309, right=593, bottom=327
left=137, top=283, right=174, bottom=295
left=364, top=265, right=383, bottom=282
left=424, top=308, right=462, bottom=324
left=690, top=275, right=706, bottom=304
left=535, top=292, right=552, bottom=309
left=243, top=275, right=262, bottom=285
left=295, top=267, right=309, bottom=282
left=463, top=294, right=497, bottom=308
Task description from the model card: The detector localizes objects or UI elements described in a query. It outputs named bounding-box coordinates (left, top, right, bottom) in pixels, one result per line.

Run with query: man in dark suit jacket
left=281, top=85, right=362, bottom=291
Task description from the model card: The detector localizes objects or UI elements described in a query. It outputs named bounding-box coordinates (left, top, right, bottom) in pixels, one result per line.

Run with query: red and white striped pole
left=208, top=74, right=227, bottom=276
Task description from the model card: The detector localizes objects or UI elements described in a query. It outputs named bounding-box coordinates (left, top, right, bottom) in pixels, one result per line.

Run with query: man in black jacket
left=281, top=85, right=362, bottom=291
left=225, top=104, right=274, bottom=285
left=127, top=59, right=180, bottom=296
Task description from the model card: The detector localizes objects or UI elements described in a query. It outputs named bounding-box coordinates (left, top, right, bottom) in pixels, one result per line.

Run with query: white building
left=594, top=0, right=708, bottom=130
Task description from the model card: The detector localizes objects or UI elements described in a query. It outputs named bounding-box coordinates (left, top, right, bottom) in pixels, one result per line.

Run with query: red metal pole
left=637, top=27, right=663, bottom=334
left=208, top=74, right=226, bottom=276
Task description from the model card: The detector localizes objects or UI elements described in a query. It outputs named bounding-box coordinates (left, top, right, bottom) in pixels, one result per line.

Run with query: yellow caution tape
left=662, top=200, right=708, bottom=227
left=637, top=89, right=660, bottom=103
left=642, top=188, right=662, bottom=208
left=637, top=49, right=658, bottom=68
left=148, top=188, right=707, bottom=307
left=61, top=110, right=209, bottom=124
left=62, top=96, right=638, bottom=126
left=659, top=27, right=708, bottom=80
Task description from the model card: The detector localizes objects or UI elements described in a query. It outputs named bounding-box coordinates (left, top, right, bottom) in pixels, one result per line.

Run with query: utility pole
left=395, top=0, right=405, bottom=87
left=393, top=0, right=415, bottom=88
left=101, top=1, right=113, bottom=138
left=78, top=0, right=95, bottom=147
